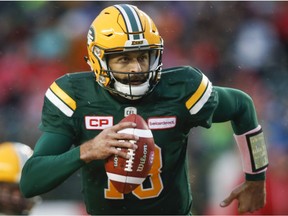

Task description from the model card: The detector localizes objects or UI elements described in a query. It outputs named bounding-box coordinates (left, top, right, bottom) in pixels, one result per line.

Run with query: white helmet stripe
left=115, top=4, right=144, bottom=41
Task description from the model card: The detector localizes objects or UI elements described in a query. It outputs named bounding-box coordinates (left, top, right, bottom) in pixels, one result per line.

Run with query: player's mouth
left=130, top=80, right=146, bottom=85
left=117, top=77, right=148, bottom=85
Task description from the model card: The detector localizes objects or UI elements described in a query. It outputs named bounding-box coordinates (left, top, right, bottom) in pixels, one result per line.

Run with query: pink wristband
left=234, top=125, right=269, bottom=174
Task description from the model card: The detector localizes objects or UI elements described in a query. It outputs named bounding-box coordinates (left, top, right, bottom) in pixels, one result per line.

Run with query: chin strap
left=234, top=125, right=269, bottom=174
left=113, top=79, right=150, bottom=100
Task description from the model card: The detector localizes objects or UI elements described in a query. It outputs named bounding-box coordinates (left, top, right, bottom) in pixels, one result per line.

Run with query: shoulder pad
left=44, top=72, right=94, bottom=117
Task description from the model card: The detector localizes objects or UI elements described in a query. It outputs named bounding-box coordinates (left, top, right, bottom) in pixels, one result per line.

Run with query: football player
left=0, top=142, right=38, bottom=215
left=20, top=4, right=268, bottom=215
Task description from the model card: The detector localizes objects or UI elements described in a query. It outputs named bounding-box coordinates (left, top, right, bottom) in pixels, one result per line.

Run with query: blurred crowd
left=0, top=1, right=287, bottom=215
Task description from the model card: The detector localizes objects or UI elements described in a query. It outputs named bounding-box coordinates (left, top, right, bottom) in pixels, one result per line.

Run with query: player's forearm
left=20, top=147, right=84, bottom=198
left=212, top=86, right=259, bottom=135
left=213, top=86, right=268, bottom=179
left=20, top=134, right=85, bottom=198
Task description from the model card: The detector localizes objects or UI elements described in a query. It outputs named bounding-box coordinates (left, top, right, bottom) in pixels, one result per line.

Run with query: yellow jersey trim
left=50, top=82, right=76, bottom=111
left=185, top=74, right=209, bottom=110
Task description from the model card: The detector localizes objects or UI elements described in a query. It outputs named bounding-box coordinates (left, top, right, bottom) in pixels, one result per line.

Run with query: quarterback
left=20, top=4, right=268, bottom=215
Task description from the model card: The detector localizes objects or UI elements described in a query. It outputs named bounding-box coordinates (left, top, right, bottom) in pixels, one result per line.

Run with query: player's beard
left=112, top=71, right=149, bottom=85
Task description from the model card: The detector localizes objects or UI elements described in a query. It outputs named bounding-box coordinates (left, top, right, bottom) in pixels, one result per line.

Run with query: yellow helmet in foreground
left=0, top=142, right=36, bottom=215
left=86, top=4, right=164, bottom=100
left=0, top=142, right=33, bottom=183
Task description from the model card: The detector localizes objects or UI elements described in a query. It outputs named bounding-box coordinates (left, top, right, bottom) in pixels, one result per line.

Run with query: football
left=105, top=114, right=155, bottom=194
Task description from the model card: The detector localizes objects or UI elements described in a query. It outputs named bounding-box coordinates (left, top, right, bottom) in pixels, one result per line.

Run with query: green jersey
left=20, top=66, right=260, bottom=214
left=43, top=66, right=217, bottom=214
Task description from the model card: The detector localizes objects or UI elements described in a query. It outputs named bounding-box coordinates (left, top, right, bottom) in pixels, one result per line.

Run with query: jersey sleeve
left=212, top=87, right=268, bottom=180
left=212, top=86, right=259, bottom=134
left=183, top=67, right=219, bottom=128
left=20, top=132, right=85, bottom=198
left=39, top=74, right=77, bottom=138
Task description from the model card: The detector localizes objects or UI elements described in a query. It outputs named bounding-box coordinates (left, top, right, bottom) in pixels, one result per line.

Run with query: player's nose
left=129, top=59, right=142, bottom=72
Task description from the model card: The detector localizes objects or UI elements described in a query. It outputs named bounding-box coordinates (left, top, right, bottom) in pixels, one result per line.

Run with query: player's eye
left=138, top=54, right=148, bottom=63
left=119, top=56, right=129, bottom=62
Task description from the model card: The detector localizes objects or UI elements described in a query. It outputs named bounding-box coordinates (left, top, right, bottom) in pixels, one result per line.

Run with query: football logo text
left=137, top=144, right=148, bottom=172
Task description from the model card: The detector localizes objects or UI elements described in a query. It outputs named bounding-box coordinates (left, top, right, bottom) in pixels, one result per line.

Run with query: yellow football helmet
left=0, top=142, right=33, bottom=183
left=0, top=142, right=36, bottom=215
left=86, top=4, right=164, bottom=100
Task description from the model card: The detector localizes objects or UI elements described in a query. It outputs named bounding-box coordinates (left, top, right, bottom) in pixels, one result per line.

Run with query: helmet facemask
left=107, top=48, right=162, bottom=100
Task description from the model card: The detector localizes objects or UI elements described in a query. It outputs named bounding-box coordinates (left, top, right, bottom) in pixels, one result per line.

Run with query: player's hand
left=220, top=180, right=266, bottom=214
left=80, top=122, right=138, bottom=163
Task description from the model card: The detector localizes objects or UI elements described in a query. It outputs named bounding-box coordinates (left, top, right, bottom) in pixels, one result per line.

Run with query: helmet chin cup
left=113, top=79, right=150, bottom=100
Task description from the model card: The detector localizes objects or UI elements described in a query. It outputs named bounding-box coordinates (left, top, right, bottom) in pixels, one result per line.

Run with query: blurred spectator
left=232, top=19, right=279, bottom=71
left=0, top=142, right=40, bottom=215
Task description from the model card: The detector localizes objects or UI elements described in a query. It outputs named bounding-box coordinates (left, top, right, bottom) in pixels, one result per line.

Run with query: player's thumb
left=220, top=194, right=235, bottom=208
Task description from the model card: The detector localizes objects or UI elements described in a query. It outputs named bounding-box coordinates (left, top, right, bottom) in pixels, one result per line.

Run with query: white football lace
left=125, top=148, right=135, bottom=172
